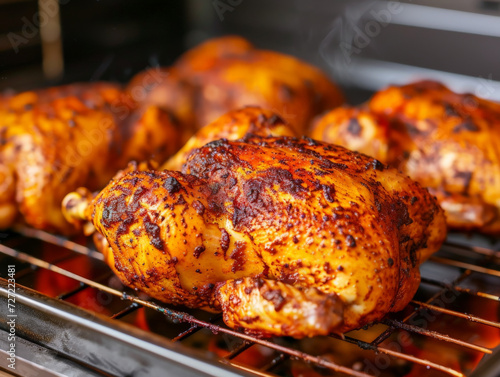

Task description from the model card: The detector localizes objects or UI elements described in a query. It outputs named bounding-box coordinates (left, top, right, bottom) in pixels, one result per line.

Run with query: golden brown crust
left=161, top=106, right=296, bottom=171
left=128, top=36, right=344, bottom=135
left=311, top=80, right=500, bottom=234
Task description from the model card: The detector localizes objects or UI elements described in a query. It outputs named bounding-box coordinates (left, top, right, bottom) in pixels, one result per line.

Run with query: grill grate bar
left=371, top=269, right=473, bottom=346
left=411, top=300, right=500, bottom=328
left=11, top=265, right=37, bottom=280
left=225, top=361, right=278, bottom=377
left=443, top=240, right=500, bottom=259
left=429, top=256, right=500, bottom=278
left=0, top=244, right=120, bottom=297
left=420, top=276, right=500, bottom=301
left=334, top=335, right=465, bottom=377
left=171, top=325, right=201, bottom=342
left=260, top=353, right=288, bottom=372
left=224, top=341, right=253, bottom=360
left=57, top=271, right=114, bottom=300
left=172, top=314, right=223, bottom=342
left=57, top=282, right=89, bottom=300
left=46, top=252, right=84, bottom=267
left=110, top=303, right=141, bottom=320
left=383, top=318, right=492, bottom=353
left=12, top=225, right=104, bottom=261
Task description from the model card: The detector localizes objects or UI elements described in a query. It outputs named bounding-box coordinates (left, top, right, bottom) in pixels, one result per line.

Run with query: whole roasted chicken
left=64, top=108, right=446, bottom=338
left=0, top=83, right=182, bottom=233
left=127, top=36, right=344, bottom=135
left=311, top=81, right=500, bottom=234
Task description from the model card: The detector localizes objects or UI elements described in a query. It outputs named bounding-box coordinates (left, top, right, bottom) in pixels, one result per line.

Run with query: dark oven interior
left=0, top=1, right=500, bottom=377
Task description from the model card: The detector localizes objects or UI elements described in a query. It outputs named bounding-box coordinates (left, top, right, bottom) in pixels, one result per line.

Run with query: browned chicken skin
left=126, top=36, right=344, bottom=135
left=0, top=83, right=182, bottom=233
left=64, top=109, right=446, bottom=338
left=162, top=106, right=297, bottom=171
left=311, top=81, right=500, bottom=234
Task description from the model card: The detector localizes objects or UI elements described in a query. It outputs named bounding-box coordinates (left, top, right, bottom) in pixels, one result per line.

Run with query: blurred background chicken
left=126, top=36, right=344, bottom=136
left=0, top=82, right=182, bottom=233
left=311, top=81, right=500, bottom=234
left=64, top=108, right=446, bottom=338
left=0, top=36, right=344, bottom=235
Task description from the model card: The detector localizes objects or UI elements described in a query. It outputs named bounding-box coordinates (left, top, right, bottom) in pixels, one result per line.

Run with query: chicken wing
left=311, top=81, right=500, bottom=233
left=64, top=116, right=446, bottom=337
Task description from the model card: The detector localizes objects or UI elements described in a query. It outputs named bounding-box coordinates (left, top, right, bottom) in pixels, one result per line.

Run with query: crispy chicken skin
left=64, top=114, right=446, bottom=337
left=311, top=81, right=500, bottom=233
left=127, top=36, right=344, bottom=135
left=0, top=83, right=182, bottom=233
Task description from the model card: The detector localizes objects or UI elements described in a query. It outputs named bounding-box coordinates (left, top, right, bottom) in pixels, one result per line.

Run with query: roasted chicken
left=311, top=81, right=500, bottom=234
left=0, top=83, right=182, bottom=233
left=127, top=36, right=344, bottom=135
left=64, top=109, right=446, bottom=338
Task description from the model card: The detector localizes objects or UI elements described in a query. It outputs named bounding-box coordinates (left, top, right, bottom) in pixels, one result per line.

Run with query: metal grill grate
left=0, top=225, right=499, bottom=377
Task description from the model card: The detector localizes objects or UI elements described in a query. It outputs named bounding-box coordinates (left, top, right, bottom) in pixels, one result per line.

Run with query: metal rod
left=420, top=276, right=500, bottom=301
left=429, top=256, right=500, bottom=278
left=335, top=335, right=465, bottom=377
left=443, top=240, right=500, bottom=259
left=110, top=303, right=141, bottom=320
left=171, top=325, right=200, bottom=342
left=383, top=319, right=492, bottom=354
left=57, top=282, right=88, bottom=300
left=260, top=353, right=288, bottom=372
left=224, top=341, right=253, bottom=360
left=451, top=286, right=500, bottom=301
left=12, top=225, right=104, bottom=261
left=7, top=265, right=37, bottom=280
left=224, top=361, right=277, bottom=377
left=371, top=270, right=473, bottom=346
left=0, top=244, right=118, bottom=297
left=411, top=300, right=500, bottom=329
left=172, top=314, right=222, bottom=342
